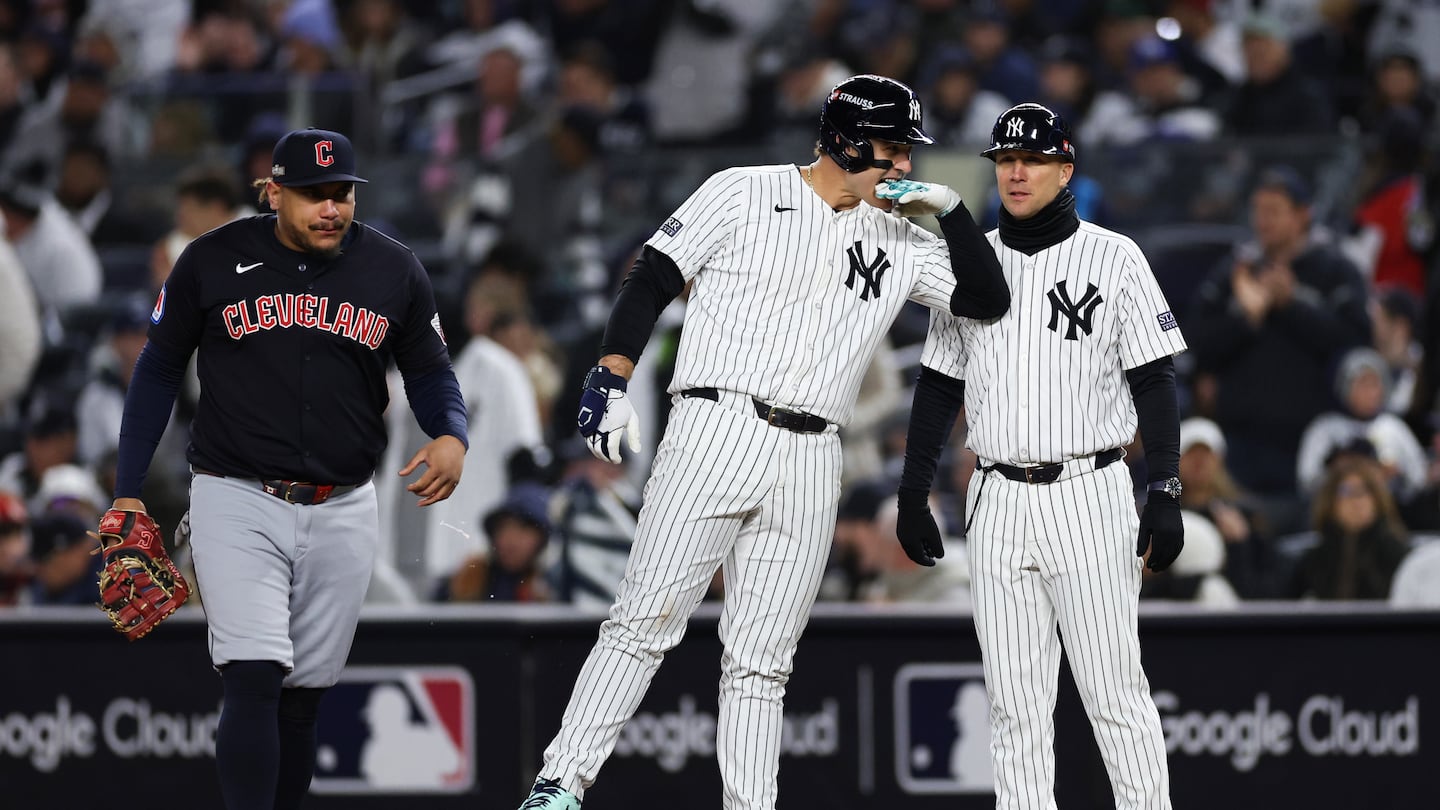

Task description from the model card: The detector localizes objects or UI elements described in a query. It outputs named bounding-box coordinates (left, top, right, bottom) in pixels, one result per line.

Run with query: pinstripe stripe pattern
left=652, top=164, right=957, bottom=427
left=923, top=222, right=1187, bottom=464
left=924, top=215, right=1181, bottom=808
left=966, top=462, right=1170, bottom=808
left=539, top=396, right=841, bottom=808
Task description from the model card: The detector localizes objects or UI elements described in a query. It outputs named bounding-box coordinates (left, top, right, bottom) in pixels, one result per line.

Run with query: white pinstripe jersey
left=648, top=164, right=958, bottom=427
left=922, top=220, right=1187, bottom=465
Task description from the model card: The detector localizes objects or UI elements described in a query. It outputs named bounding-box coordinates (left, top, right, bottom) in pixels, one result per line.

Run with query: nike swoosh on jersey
left=774, top=204, right=796, bottom=212
left=235, top=261, right=263, bottom=273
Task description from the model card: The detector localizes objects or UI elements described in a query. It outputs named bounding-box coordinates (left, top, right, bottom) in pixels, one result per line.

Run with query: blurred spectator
left=1140, top=510, right=1240, bottom=606
left=1389, top=538, right=1440, bottom=607
left=1367, top=0, right=1440, bottom=84
left=1349, top=107, right=1430, bottom=299
left=526, top=0, right=666, bottom=86
left=0, top=489, right=32, bottom=605
left=1036, top=35, right=1097, bottom=132
left=1083, top=35, right=1220, bottom=147
left=15, top=19, right=69, bottom=109
left=1175, top=416, right=1273, bottom=598
left=149, top=165, right=247, bottom=290
left=555, top=40, right=651, bottom=153
left=1288, top=0, right=1377, bottom=126
left=763, top=39, right=854, bottom=134
left=1370, top=286, right=1422, bottom=415
left=1089, top=0, right=1155, bottom=92
left=917, top=45, right=1011, bottom=148
left=6, top=59, right=147, bottom=182
left=33, top=462, right=106, bottom=523
left=841, top=338, right=903, bottom=488
left=869, top=493, right=971, bottom=605
left=26, top=509, right=101, bottom=605
left=960, top=4, right=1038, bottom=103
left=75, top=294, right=153, bottom=465
left=0, top=165, right=102, bottom=312
left=1287, top=456, right=1411, bottom=600
left=1187, top=166, right=1371, bottom=530
left=1221, top=12, right=1335, bottom=136
left=0, top=41, right=28, bottom=160
left=55, top=139, right=165, bottom=250
left=549, top=436, right=641, bottom=608
left=1355, top=49, right=1435, bottom=139
left=1164, top=0, right=1244, bottom=85
left=1295, top=347, right=1428, bottom=501
left=74, top=0, right=190, bottom=85
left=338, top=0, right=428, bottom=89
left=0, top=395, right=78, bottom=509
left=0, top=230, right=40, bottom=410
left=439, top=482, right=554, bottom=602
left=819, top=480, right=889, bottom=602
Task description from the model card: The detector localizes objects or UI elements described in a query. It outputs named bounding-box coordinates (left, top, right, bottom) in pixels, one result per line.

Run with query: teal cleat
left=519, top=778, right=581, bottom=810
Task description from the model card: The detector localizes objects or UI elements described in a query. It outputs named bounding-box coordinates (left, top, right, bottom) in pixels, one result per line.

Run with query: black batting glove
left=1137, top=491, right=1185, bottom=572
left=896, top=488, right=944, bottom=567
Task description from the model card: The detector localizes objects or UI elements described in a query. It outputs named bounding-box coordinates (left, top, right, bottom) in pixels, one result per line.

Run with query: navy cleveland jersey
left=149, top=216, right=449, bottom=484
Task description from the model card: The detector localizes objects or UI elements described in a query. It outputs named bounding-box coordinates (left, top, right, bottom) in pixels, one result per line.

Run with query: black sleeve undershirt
left=1125, top=355, right=1180, bottom=482
left=937, top=201, right=1010, bottom=319
left=899, top=366, right=967, bottom=494
left=598, top=245, right=686, bottom=363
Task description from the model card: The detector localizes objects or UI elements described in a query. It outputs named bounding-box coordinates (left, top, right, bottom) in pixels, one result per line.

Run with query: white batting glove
left=577, top=365, right=643, bottom=464
left=875, top=179, right=961, bottom=218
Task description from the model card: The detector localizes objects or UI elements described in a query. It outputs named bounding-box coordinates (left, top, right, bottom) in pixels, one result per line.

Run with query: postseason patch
left=660, top=216, right=684, bottom=237
left=430, top=312, right=446, bottom=344
left=1157, top=310, right=1179, bottom=331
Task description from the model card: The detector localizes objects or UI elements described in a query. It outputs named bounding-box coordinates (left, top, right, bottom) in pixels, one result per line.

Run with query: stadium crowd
left=1, top=0, right=1439, bottom=611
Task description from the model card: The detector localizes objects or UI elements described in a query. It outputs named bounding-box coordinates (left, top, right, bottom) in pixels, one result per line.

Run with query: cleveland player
left=109, top=128, right=467, bottom=809
left=517, top=75, right=1009, bottom=810
left=897, top=103, right=1184, bottom=808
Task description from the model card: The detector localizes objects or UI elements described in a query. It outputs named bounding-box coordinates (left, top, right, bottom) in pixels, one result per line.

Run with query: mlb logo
left=894, top=663, right=994, bottom=795
left=311, top=666, right=475, bottom=795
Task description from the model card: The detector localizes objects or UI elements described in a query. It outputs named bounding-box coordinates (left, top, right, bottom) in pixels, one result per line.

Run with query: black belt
left=193, top=468, right=362, bottom=505
left=979, top=447, right=1124, bottom=484
left=680, top=388, right=829, bottom=434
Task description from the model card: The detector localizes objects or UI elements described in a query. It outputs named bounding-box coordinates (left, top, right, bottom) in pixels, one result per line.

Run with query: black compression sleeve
left=937, top=201, right=1009, bottom=319
left=899, top=367, right=966, bottom=493
left=598, top=245, right=686, bottom=362
left=114, top=343, right=189, bottom=498
left=1126, top=355, right=1180, bottom=481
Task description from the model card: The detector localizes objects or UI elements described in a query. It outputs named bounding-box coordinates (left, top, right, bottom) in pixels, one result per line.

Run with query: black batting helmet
left=981, top=103, right=1076, bottom=162
left=818, top=74, right=934, bottom=173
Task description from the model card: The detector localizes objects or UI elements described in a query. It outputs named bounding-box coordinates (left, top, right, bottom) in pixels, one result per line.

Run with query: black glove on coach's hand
left=1137, top=491, right=1185, bottom=572
left=896, top=488, right=944, bottom=567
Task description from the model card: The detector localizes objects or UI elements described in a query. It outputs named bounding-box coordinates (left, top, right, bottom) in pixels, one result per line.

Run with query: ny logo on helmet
left=1005, top=117, right=1025, bottom=138
left=909, top=98, right=921, bottom=121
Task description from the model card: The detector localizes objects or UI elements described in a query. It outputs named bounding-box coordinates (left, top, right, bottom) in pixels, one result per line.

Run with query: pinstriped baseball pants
left=965, top=459, right=1172, bottom=809
left=539, top=393, right=842, bottom=810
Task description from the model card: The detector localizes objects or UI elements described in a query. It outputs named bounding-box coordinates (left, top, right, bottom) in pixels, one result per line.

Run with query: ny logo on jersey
left=1046, top=279, right=1103, bottom=340
left=845, top=242, right=890, bottom=301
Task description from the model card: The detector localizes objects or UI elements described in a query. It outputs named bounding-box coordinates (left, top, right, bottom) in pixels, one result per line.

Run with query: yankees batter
left=518, top=75, right=1009, bottom=810
left=109, top=128, right=468, bottom=809
left=896, top=103, right=1186, bottom=809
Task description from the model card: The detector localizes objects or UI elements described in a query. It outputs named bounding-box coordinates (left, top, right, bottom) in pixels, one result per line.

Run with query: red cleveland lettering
left=221, top=294, right=389, bottom=347
left=223, top=303, right=244, bottom=339
left=256, top=297, right=276, bottom=330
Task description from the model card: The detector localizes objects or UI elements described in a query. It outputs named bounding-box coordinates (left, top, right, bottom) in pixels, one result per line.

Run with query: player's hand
left=399, top=434, right=466, bottom=506
left=896, top=488, right=944, bottom=566
left=577, top=365, right=642, bottom=464
left=875, top=179, right=961, bottom=218
left=1136, top=491, right=1184, bottom=572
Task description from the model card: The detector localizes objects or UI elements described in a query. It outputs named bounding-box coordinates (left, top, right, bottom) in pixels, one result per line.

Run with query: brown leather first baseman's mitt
left=93, top=509, right=190, bottom=640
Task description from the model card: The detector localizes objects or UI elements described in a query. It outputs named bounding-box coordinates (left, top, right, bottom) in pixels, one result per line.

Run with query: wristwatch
left=1147, top=477, right=1183, bottom=499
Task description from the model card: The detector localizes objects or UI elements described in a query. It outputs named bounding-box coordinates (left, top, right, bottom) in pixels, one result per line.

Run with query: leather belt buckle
left=1026, top=463, right=1063, bottom=484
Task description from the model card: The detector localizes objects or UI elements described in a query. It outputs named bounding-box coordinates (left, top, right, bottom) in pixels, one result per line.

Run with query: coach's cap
left=270, top=127, right=368, bottom=187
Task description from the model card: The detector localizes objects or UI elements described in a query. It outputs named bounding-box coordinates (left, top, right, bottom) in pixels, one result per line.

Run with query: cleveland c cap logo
left=314, top=140, right=335, bottom=167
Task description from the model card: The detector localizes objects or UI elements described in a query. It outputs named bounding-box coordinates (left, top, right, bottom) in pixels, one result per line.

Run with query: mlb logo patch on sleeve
left=311, top=666, right=474, bottom=794
left=1157, top=311, right=1178, bottom=331
left=660, top=217, right=684, bottom=237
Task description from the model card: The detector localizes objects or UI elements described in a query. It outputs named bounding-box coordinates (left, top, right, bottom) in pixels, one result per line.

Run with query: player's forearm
left=899, top=367, right=966, bottom=494
left=1126, top=356, right=1180, bottom=482
left=938, top=201, right=1009, bottom=319
left=598, top=245, right=686, bottom=368
left=114, top=343, right=187, bottom=499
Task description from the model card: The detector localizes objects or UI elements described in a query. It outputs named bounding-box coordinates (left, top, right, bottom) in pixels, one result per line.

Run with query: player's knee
left=278, top=687, right=327, bottom=725
left=220, top=660, right=286, bottom=699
